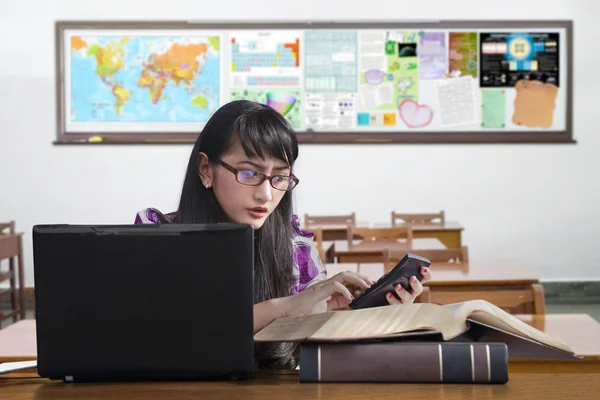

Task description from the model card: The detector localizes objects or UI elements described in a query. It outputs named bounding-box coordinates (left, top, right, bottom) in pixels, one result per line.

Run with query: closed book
left=299, top=341, right=508, bottom=384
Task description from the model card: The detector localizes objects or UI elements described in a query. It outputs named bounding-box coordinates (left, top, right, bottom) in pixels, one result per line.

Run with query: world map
left=69, top=35, right=220, bottom=124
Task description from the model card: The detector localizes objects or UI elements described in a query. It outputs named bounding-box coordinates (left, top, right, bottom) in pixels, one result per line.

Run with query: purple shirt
left=134, top=208, right=327, bottom=295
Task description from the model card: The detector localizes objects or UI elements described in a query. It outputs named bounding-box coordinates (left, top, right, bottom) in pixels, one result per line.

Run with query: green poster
left=481, top=89, right=506, bottom=128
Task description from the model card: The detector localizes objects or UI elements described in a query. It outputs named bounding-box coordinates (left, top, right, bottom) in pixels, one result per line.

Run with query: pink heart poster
left=398, top=99, right=434, bottom=128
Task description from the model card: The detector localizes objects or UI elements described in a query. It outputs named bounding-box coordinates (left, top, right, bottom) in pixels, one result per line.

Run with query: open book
left=255, top=300, right=580, bottom=360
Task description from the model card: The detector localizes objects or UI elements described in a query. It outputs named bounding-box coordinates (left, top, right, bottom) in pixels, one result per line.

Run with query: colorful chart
left=357, top=31, right=420, bottom=127
left=68, top=34, right=220, bottom=126
left=448, top=32, right=478, bottom=77
left=419, top=31, right=447, bottom=79
left=265, top=91, right=297, bottom=116
left=229, top=32, right=302, bottom=88
left=480, top=32, right=560, bottom=88
left=304, top=30, right=358, bottom=92
left=231, top=37, right=299, bottom=71
left=229, top=89, right=302, bottom=129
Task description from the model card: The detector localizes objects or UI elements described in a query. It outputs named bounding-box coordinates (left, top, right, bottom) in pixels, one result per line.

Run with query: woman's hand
left=278, top=271, right=374, bottom=318
left=385, top=266, right=432, bottom=305
left=274, top=266, right=433, bottom=320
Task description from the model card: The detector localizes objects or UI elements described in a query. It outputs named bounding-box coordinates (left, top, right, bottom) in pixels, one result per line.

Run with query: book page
left=444, top=300, right=573, bottom=354
left=255, top=303, right=469, bottom=342
left=254, top=312, right=336, bottom=342
left=465, top=322, right=580, bottom=360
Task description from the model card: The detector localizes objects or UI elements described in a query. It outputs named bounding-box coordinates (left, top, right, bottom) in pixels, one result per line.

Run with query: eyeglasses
left=217, top=160, right=299, bottom=191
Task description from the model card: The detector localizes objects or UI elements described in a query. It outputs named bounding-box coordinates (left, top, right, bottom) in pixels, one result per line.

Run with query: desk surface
left=327, top=262, right=540, bottom=285
left=515, top=313, right=600, bottom=360
left=0, top=320, right=36, bottom=362
left=1, top=371, right=599, bottom=399
left=3, top=314, right=600, bottom=366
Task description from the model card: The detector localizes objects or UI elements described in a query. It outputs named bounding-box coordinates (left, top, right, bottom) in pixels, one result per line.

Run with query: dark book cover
left=299, top=341, right=508, bottom=384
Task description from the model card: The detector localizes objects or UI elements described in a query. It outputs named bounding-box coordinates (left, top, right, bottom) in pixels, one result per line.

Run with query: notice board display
left=54, top=20, right=573, bottom=144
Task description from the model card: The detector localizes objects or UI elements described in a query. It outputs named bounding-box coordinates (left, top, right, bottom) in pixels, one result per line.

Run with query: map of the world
left=69, top=35, right=220, bottom=124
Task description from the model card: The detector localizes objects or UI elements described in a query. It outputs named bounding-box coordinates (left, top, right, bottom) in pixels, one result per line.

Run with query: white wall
left=1, top=0, right=599, bottom=285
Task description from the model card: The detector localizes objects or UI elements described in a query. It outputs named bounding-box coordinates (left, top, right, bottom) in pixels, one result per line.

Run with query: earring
left=205, top=183, right=210, bottom=188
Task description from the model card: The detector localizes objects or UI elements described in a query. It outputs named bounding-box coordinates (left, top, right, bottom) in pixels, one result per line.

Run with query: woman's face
left=200, top=139, right=292, bottom=229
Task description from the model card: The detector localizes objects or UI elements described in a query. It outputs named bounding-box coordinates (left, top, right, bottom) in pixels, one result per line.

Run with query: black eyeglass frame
left=217, top=160, right=300, bottom=191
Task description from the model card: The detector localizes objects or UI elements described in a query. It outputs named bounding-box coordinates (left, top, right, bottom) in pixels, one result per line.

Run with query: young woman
left=135, top=100, right=432, bottom=368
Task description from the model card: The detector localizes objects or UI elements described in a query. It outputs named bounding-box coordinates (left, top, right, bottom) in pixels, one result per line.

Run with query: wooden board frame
left=54, top=20, right=575, bottom=145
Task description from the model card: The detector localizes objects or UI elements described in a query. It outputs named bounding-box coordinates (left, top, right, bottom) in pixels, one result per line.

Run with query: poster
left=481, top=89, right=506, bottom=128
left=67, top=32, right=221, bottom=132
left=357, top=31, right=420, bottom=127
left=448, top=32, right=478, bottom=78
left=436, top=76, right=478, bottom=126
left=512, top=80, right=558, bottom=128
left=229, top=31, right=303, bottom=128
left=304, top=30, right=357, bottom=130
left=480, top=32, right=559, bottom=88
left=229, top=89, right=302, bottom=129
left=419, top=31, right=447, bottom=79
left=304, top=92, right=355, bottom=130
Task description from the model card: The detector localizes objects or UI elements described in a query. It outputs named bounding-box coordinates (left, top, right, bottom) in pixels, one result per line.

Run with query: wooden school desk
left=326, top=238, right=446, bottom=263
left=330, top=262, right=546, bottom=315
left=510, top=314, right=600, bottom=373
left=307, top=221, right=464, bottom=247
left=1, top=371, right=600, bottom=399
left=418, top=262, right=546, bottom=315
left=385, top=221, right=464, bottom=248
left=4, top=314, right=600, bottom=375
left=0, top=319, right=36, bottom=363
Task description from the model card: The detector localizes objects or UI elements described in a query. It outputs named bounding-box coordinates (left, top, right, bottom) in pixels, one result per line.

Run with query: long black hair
left=175, top=100, right=299, bottom=369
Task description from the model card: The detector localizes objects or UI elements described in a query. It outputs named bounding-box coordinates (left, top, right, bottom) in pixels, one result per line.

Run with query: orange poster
left=512, top=80, right=558, bottom=128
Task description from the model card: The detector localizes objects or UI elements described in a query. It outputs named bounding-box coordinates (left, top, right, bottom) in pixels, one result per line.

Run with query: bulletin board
left=54, top=20, right=574, bottom=145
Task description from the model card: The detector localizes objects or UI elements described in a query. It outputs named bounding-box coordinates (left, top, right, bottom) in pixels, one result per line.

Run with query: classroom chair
left=391, top=210, right=445, bottom=226
left=303, top=212, right=356, bottom=228
left=419, top=284, right=546, bottom=315
left=0, top=221, right=26, bottom=324
left=347, top=226, right=414, bottom=248
left=383, top=246, right=469, bottom=270
left=310, top=228, right=328, bottom=264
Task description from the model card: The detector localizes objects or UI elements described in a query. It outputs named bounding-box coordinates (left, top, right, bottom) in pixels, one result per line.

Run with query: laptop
left=31, top=223, right=255, bottom=382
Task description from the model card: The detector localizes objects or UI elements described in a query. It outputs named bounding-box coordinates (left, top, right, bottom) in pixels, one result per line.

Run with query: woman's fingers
left=325, top=269, right=429, bottom=309
left=421, top=267, right=432, bottom=282
left=394, top=283, right=414, bottom=304
left=386, top=292, right=401, bottom=305
left=331, top=271, right=372, bottom=290
left=409, top=275, right=424, bottom=297
left=317, top=280, right=354, bottom=303
left=327, top=292, right=351, bottom=310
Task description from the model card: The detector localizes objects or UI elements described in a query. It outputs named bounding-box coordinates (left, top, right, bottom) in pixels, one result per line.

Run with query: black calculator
left=348, top=253, right=431, bottom=309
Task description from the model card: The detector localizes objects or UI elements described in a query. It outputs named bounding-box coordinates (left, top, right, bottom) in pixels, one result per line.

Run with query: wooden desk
left=388, top=221, right=464, bottom=248
left=0, top=320, right=36, bottom=362
left=308, top=221, right=464, bottom=247
left=0, top=234, right=25, bottom=322
left=1, top=372, right=599, bottom=399
left=327, top=262, right=545, bottom=314
left=510, top=314, right=600, bottom=373
left=328, top=238, right=446, bottom=263
left=3, top=316, right=600, bottom=377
